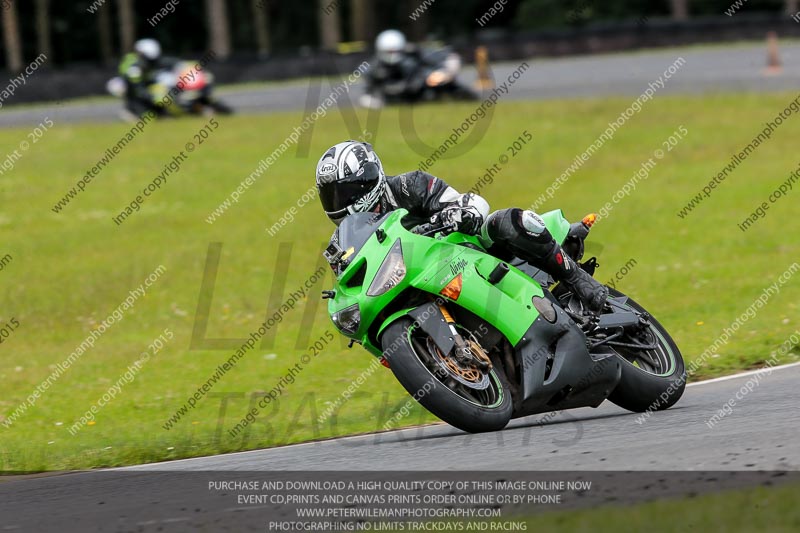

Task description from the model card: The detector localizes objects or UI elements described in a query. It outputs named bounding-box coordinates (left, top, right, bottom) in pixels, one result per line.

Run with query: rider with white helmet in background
left=362, top=29, right=462, bottom=108
left=118, top=38, right=178, bottom=117
left=376, top=29, right=407, bottom=65
left=315, top=141, right=608, bottom=314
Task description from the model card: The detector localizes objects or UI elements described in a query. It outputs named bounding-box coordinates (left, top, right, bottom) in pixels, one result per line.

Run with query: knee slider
left=519, top=210, right=547, bottom=237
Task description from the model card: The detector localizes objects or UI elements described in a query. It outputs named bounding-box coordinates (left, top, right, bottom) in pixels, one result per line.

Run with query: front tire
left=447, top=82, right=480, bottom=101
left=605, top=289, right=686, bottom=413
left=210, top=99, right=234, bottom=115
left=381, top=318, right=513, bottom=433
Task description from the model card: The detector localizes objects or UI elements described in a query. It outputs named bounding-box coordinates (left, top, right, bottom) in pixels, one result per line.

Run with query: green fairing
left=327, top=208, right=571, bottom=357
left=118, top=53, right=140, bottom=78
left=539, top=209, right=571, bottom=245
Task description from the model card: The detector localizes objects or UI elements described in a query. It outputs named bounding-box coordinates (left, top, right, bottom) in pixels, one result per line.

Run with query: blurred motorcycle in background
left=360, top=44, right=479, bottom=108
left=107, top=60, right=233, bottom=121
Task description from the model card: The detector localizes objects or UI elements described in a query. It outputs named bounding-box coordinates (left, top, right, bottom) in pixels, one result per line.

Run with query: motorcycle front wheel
left=381, top=318, right=512, bottom=433
left=603, top=289, right=687, bottom=413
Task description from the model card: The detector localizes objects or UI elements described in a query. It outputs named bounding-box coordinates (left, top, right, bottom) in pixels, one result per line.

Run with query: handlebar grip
left=441, top=223, right=458, bottom=236
left=412, top=223, right=434, bottom=235
left=413, top=222, right=458, bottom=237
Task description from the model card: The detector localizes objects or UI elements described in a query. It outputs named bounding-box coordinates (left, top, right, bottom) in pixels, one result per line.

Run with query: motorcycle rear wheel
left=381, top=318, right=513, bottom=433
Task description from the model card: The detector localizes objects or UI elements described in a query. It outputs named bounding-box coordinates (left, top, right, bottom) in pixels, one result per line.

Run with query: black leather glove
left=435, top=205, right=483, bottom=235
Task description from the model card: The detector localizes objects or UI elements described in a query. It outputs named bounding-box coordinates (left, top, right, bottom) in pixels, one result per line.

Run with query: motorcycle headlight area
left=331, top=304, right=361, bottom=335
left=366, top=239, right=406, bottom=297
left=426, top=70, right=449, bottom=87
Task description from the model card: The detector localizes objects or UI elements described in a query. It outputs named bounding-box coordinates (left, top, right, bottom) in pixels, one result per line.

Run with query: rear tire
left=381, top=318, right=512, bottom=433
left=605, top=290, right=686, bottom=413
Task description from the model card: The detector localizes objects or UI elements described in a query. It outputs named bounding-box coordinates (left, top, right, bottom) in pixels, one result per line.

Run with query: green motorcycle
left=323, top=208, right=685, bottom=433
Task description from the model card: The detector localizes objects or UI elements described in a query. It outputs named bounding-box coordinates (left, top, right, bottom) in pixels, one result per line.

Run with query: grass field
left=1, top=91, right=799, bottom=472
left=426, top=482, right=800, bottom=533
left=524, top=482, right=800, bottom=532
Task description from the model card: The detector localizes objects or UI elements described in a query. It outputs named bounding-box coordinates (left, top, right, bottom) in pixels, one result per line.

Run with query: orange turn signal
left=439, top=273, right=463, bottom=300
left=582, top=213, right=598, bottom=228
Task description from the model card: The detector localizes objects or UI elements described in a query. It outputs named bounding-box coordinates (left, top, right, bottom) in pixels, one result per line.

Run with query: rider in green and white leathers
left=118, top=39, right=177, bottom=117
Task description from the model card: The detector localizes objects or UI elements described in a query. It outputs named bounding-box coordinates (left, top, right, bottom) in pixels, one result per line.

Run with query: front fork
left=437, top=301, right=491, bottom=371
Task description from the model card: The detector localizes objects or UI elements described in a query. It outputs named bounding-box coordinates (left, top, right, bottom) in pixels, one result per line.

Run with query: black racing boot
left=539, top=243, right=608, bottom=314
left=482, top=208, right=608, bottom=314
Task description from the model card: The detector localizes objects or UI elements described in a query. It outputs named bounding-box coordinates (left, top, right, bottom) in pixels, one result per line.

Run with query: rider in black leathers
left=315, top=141, right=608, bottom=314
left=362, top=29, right=464, bottom=107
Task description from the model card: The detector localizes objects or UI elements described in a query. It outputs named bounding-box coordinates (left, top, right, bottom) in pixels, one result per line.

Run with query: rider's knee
left=482, top=208, right=549, bottom=244
left=481, top=208, right=517, bottom=244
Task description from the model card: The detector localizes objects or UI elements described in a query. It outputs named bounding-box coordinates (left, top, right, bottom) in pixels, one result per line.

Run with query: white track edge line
left=113, top=363, right=800, bottom=470
left=686, top=361, right=800, bottom=387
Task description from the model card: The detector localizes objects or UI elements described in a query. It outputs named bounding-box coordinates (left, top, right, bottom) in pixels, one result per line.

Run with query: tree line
left=1, top=0, right=798, bottom=72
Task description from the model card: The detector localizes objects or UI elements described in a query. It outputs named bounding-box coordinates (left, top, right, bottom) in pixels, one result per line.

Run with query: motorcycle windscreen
left=328, top=212, right=391, bottom=272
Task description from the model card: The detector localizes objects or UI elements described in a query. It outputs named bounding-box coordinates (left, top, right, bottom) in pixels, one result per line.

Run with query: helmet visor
left=319, top=162, right=381, bottom=221
left=379, top=50, right=404, bottom=65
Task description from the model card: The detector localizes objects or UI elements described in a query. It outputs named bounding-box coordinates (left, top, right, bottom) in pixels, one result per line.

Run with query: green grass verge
left=390, top=482, right=800, bottom=532
left=505, top=482, right=800, bottom=532
left=0, top=92, right=798, bottom=471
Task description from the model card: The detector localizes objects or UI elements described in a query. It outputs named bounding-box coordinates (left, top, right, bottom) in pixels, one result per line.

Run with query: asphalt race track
left=2, top=42, right=800, bottom=128
left=122, top=363, right=800, bottom=472
left=2, top=365, right=799, bottom=531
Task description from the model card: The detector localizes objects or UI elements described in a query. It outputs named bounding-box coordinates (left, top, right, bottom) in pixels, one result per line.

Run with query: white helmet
left=375, top=30, right=407, bottom=65
left=134, top=38, right=162, bottom=61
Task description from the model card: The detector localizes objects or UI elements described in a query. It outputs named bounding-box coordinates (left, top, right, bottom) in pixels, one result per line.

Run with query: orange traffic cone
left=474, top=46, right=494, bottom=91
left=764, top=31, right=783, bottom=76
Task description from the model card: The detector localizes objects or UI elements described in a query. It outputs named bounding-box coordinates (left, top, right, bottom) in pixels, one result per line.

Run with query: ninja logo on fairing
left=450, top=258, right=468, bottom=277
